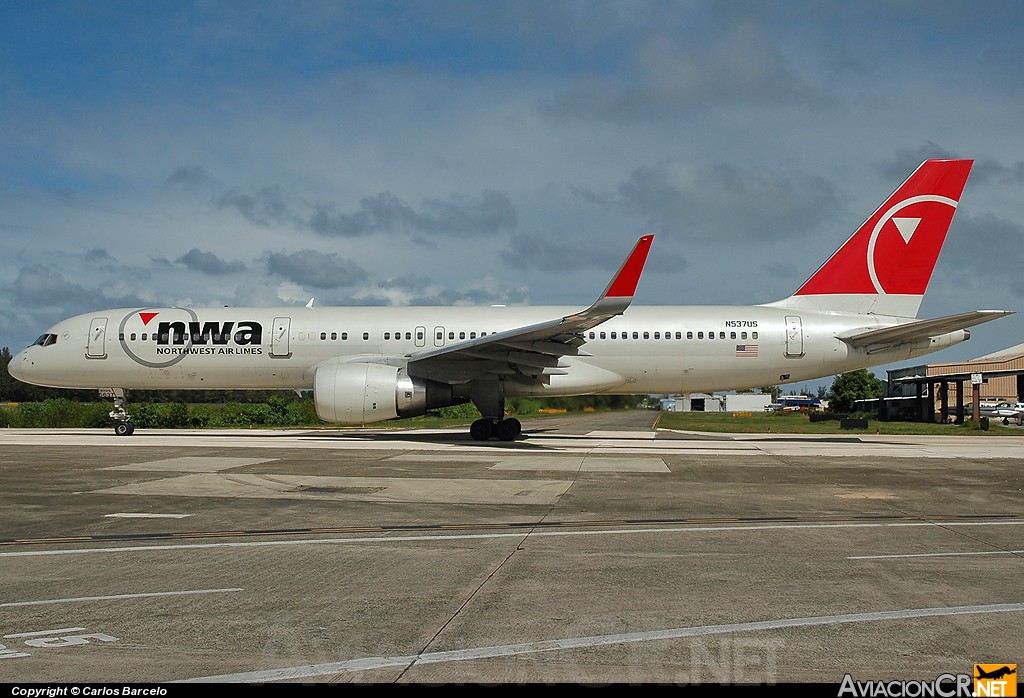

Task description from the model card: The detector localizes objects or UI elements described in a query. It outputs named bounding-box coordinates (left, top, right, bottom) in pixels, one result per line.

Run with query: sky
left=2, top=1, right=1024, bottom=394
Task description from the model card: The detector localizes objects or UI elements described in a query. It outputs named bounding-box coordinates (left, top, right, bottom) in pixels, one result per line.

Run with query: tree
left=827, top=369, right=883, bottom=413
left=0, top=347, right=14, bottom=400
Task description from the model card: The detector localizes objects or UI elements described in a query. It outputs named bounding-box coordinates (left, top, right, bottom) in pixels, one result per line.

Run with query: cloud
left=12, top=266, right=88, bottom=307
left=618, top=161, right=841, bottom=242
left=83, top=248, right=114, bottom=262
left=215, top=186, right=296, bottom=227
left=499, top=233, right=687, bottom=274
left=266, top=250, right=368, bottom=289
left=352, top=275, right=529, bottom=307
left=11, top=265, right=148, bottom=310
left=878, top=145, right=1024, bottom=186
left=541, top=24, right=817, bottom=123
left=216, top=185, right=516, bottom=238
left=166, top=165, right=210, bottom=188
left=942, top=213, right=1024, bottom=295
left=177, top=248, right=247, bottom=275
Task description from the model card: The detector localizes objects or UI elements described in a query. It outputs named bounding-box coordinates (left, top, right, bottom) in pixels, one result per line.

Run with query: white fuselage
left=10, top=304, right=967, bottom=396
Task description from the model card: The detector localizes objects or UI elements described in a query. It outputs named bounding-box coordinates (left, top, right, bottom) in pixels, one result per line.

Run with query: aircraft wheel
left=114, top=421, right=134, bottom=436
left=1017, top=417, right=1023, bottom=427
left=470, top=418, right=495, bottom=441
left=496, top=418, right=521, bottom=441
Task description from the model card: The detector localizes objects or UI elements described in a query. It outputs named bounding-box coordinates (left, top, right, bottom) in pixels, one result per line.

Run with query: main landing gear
left=101, top=388, right=135, bottom=436
left=470, top=417, right=522, bottom=442
left=466, top=379, right=522, bottom=441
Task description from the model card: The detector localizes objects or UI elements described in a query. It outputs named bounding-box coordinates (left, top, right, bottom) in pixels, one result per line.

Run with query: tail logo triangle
left=892, top=217, right=921, bottom=244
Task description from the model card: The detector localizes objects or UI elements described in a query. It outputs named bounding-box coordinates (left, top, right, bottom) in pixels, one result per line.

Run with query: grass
left=654, top=409, right=1022, bottom=435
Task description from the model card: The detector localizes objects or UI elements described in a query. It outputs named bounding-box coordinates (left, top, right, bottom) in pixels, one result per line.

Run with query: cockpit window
left=33, top=333, right=58, bottom=347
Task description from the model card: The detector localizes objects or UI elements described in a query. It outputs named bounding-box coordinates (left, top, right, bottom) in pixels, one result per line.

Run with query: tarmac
left=0, top=410, right=1022, bottom=685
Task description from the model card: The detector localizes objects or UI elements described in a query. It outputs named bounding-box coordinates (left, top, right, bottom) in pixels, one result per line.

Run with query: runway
left=1, top=411, right=1022, bottom=684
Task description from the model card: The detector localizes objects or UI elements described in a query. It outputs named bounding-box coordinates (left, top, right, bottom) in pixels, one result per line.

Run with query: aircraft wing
left=406, top=235, right=654, bottom=384
left=837, top=310, right=1014, bottom=349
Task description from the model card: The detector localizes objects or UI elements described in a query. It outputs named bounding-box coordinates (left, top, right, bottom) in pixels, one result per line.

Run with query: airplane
left=7, top=158, right=1014, bottom=440
left=975, top=666, right=1017, bottom=681
left=991, top=402, right=1024, bottom=425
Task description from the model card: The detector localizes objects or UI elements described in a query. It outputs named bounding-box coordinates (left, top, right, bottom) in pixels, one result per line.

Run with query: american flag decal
left=736, top=344, right=758, bottom=358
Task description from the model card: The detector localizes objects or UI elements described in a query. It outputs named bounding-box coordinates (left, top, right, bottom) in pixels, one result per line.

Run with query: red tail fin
left=793, top=159, right=973, bottom=300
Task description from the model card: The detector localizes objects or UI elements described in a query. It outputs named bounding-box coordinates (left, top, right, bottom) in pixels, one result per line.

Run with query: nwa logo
left=154, top=320, right=262, bottom=346
left=120, top=309, right=264, bottom=369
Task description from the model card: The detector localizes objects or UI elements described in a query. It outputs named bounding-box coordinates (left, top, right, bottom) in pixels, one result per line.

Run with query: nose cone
left=8, top=349, right=27, bottom=382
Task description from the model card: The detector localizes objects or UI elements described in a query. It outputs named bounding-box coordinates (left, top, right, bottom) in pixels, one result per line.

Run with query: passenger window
left=676, top=332, right=682, bottom=339
left=719, top=332, right=725, bottom=339
left=459, top=331, right=466, bottom=339
left=653, top=332, right=660, bottom=339
left=632, top=332, right=638, bottom=339
left=405, top=332, right=411, bottom=340
left=697, top=332, right=703, bottom=339
left=384, top=332, right=391, bottom=340
left=589, top=332, right=595, bottom=339
left=752, top=331, right=758, bottom=339
left=142, top=333, right=147, bottom=341
left=643, top=332, right=649, bottom=339
left=730, top=332, right=736, bottom=339
left=417, top=331, right=424, bottom=340
left=119, top=333, right=125, bottom=341
left=437, top=331, right=444, bottom=340
left=448, top=332, right=455, bottom=340
left=470, top=332, right=477, bottom=339
left=686, top=332, right=693, bottom=340
left=600, top=331, right=606, bottom=339
left=331, top=332, right=337, bottom=340
left=362, top=332, right=369, bottom=341
left=741, top=332, right=747, bottom=340
left=341, top=332, right=348, bottom=340
left=611, top=332, right=617, bottom=339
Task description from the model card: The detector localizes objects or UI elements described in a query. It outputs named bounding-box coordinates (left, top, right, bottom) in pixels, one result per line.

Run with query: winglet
left=560, top=235, right=654, bottom=330
left=602, top=234, right=654, bottom=299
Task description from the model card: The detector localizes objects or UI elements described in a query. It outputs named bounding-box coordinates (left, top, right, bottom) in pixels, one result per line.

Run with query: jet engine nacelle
left=313, top=362, right=454, bottom=425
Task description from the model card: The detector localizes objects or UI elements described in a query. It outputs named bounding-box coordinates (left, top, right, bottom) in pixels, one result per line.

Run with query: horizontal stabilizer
left=838, top=310, right=1014, bottom=348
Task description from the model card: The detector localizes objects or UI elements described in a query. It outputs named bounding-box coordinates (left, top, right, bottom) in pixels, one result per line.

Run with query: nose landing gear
left=100, top=388, right=135, bottom=436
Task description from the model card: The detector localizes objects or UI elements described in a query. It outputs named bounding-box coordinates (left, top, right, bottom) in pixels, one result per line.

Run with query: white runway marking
left=3, top=519, right=1022, bottom=558
left=178, top=602, right=1024, bottom=683
left=4, top=627, right=85, bottom=639
left=104, top=456, right=277, bottom=472
left=1, top=428, right=1023, bottom=459
left=104, top=513, right=192, bottom=519
left=95, top=473, right=572, bottom=504
left=0, top=588, right=244, bottom=608
left=389, top=454, right=670, bottom=472
left=850, top=549, right=1024, bottom=560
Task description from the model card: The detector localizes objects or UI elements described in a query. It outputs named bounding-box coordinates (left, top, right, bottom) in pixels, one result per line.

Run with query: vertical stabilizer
left=766, top=159, right=973, bottom=317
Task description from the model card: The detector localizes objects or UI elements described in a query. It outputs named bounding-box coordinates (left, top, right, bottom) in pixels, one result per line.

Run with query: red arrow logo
left=139, top=312, right=159, bottom=326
